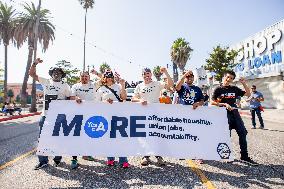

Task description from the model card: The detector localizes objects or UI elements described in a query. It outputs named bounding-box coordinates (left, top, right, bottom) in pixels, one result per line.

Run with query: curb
left=0, top=112, right=41, bottom=122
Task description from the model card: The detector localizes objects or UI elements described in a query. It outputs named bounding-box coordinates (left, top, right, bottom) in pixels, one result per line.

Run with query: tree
left=99, top=62, right=111, bottom=74
left=153, top=66, right=162, bottom=81
left=78, top=0, right=95, bottom=71
left=7, top=88, right=14, bottom=102
left=0, top=68, right=4, bottom=98
left=170, top=38, right=193, bottom=82
left=204, top=45, right=239, bottom=83
left=0, top=2, right=17, bottom=103
left=15, top=94, right=20, bottom=103
left=14, top=2, right=55, bottom=108
left=56, top=60, right=80, bottom=86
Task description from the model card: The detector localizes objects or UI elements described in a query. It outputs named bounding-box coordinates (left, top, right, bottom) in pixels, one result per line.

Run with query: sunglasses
left=186, top=75, right=194, bottom=78
left=106, top=76, right=114, bottom=78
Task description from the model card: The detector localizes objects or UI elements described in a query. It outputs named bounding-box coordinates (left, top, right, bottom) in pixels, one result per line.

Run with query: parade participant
left=176, top=70, right=204, bottom=108
left=132, top=67, right=174, bottom=166
left=29, top=58, right=73, bottom=170
left=246, top=85, right=265, bottom=129
left=69, top=71, right=100, bottom=168
left=211, top=71, right=257, bottom=165
left=175, top=70, right=204, bottom=163
left=96, top=70, right=129, bottom=168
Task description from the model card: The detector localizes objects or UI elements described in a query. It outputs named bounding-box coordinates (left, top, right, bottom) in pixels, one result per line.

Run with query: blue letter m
left=52, top=114, right=83, bottom=136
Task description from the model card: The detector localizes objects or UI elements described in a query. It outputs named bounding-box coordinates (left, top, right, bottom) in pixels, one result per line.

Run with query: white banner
left=37, top=101, right=233, bottom=160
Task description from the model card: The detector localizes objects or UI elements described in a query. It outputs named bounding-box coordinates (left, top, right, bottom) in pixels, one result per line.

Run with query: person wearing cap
left=96, top=70, right=129, bottom=168
left=176, top=70, right=204, bottom=108
left=246, top=85, right=265, bottom=129
left=176, top=70, right=204, bottom=163
left=132, top=67, right=174, bottom=166
left=69, top=71, right=101, bottom=167
left=29, top=58, right=74, bottom=170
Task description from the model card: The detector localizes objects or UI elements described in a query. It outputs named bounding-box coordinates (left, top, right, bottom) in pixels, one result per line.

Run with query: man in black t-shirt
left=212, top=71, right=257, bottom=165
left=176, top=70, right=204, bottom=107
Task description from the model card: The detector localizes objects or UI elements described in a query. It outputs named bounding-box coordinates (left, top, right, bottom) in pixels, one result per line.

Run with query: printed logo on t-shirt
left=221, top=93, right=236, bottom=99
left=181, top=88, right=197, bottom=105
left=47, top=85, right=61, bottom=92
left=141, top=86, right=156, bottom=93
left=76, top=88, right=93, bottom=93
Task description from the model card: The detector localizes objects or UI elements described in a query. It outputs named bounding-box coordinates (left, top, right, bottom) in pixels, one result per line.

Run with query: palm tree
left=0, top=2, right=17, bottom=103
left=78, top=0, right=95, bottom=71
left=170, top=38, right=193, bottom=82
left=153, top=66, right=162, bottom=81
left=99, top=62, right=111, bottom=73
left=14, top=2, right=55, bottom=108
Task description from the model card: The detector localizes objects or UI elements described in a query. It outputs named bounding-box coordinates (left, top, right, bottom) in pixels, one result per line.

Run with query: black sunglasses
left=186, top=75, right=194, bottom=77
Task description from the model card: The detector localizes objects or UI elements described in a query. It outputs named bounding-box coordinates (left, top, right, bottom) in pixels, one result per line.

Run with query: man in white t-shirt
left=29, top=58, right=73, bottom=170
left=70, top=71, right=100, bottom=165
left=132, top=67, right=173, bottom=166
left=71, top=71, right=99, bottom=102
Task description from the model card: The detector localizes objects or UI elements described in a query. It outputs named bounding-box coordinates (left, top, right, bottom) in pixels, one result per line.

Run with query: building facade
left=7, top=83, right=43, bottom=103
left=195, top=19, right=284, bottom=109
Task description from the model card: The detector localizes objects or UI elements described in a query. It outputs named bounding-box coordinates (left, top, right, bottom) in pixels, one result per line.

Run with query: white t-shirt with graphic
left=97, top=84, right=122, bottom=102
left=38, top=77, right=71, bottom=115
left=71, top=82, right=99, bottom=101
left=134, top=81, right=165, bottom=103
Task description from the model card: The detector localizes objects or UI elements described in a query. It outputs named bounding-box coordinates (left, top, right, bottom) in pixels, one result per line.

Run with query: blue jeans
left=250, top=108, right=264, bottom=128
left=107, top=157, right=128, bottom=164
left=227, top=109, right=249, bottom=159
left=38, top=116, right=62, bottom=164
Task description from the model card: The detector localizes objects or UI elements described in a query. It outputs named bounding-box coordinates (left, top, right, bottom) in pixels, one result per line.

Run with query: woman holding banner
left=96, top=70, right=129, bottom=168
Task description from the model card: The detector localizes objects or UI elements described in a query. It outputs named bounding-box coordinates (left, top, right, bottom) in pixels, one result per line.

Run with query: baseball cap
left=142, top=67, right=151, bottom=74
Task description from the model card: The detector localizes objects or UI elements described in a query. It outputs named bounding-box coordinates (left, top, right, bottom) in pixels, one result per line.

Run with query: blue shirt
left=249, top=91, right=263, bottom=109
left=177, top=84, right=204, bottom=105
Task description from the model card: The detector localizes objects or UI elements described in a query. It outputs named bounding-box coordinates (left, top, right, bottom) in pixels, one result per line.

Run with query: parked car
left=126, top=87, right=135, bottom=101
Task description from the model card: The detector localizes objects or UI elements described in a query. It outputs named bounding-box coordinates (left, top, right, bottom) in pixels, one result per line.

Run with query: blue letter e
left=130, top=116, right=146, bottom=137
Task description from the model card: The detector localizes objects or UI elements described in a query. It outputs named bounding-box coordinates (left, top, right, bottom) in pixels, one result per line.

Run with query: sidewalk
left=0, top=111, right=41, bottom=122
left=239, top=109, right=284, bottom=124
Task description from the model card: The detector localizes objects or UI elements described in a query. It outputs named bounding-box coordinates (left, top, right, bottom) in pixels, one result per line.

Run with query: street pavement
left=0, top=114, right=283, bottom=189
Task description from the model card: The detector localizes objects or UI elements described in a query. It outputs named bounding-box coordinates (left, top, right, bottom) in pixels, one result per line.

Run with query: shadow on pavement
left=43, top=160, right=202, bottom=188
left=201, top=160, right=284, bottom=188
left=261, top=128, right=284, bottom=133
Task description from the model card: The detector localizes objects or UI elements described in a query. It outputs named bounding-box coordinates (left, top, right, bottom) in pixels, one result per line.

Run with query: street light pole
left=83, top=7, right=87, bottom=71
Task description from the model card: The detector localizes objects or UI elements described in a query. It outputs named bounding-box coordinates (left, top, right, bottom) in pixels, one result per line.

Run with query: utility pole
left=83, top=7, right=87, bottom=71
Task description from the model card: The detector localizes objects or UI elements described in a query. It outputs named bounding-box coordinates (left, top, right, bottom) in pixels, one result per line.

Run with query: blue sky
left=1, top=0, right=284, bottom=83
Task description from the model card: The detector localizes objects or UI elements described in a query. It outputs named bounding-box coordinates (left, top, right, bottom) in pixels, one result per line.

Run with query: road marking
left=0, top=148, right=36, bottom=170
left=187, top=160, right=216, bottom=189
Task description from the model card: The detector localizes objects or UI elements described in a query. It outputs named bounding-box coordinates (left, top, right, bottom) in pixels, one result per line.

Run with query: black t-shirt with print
left=212, top=85, right=246, bottom=107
